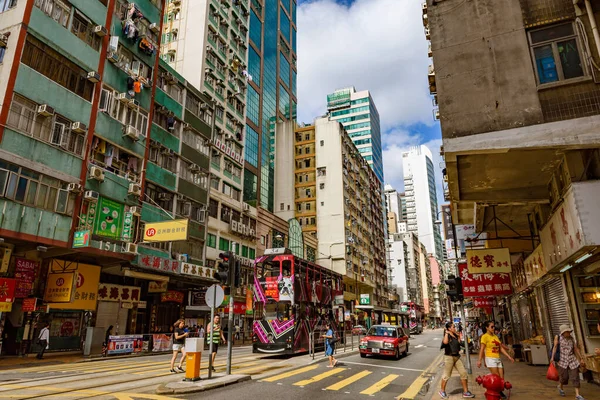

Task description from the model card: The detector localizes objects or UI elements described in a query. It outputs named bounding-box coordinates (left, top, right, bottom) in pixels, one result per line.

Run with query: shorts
left=558, top=366, right=580, bottom=388
left=325, top=344, right=334, bottom=356
left=485, top=357, right=503, bottom=368
left=442, top=355, right=468, bottom=381
left=210, top=343, right=219, bottom=353
left=173, top=344, right=184, bottom=351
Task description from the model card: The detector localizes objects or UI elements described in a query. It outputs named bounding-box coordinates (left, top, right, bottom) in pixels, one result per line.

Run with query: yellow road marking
left=293, top=367, right=346, bottom=386
left=396, top=352, right=444, bottom=400
left=360, top=373, right=399, bottom=395
left=326, top=370, right=372, bottom=391
left=261, top=365, right=319, bottom=382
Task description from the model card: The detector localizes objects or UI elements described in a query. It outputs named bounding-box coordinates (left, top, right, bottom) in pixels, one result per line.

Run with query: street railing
left=309, top=329, right=363, bottom=360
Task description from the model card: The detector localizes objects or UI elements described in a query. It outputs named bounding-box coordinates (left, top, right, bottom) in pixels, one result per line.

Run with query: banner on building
left=73, top=230, right=91, bottom=248
left=180, top=262, right=215, bottom=279
left=224, top=301, right=247, bottom=315
left=50, top=262, right=101, bottom=310
left=22, top=298, right=37, bottom=312
left=107, top=335, right=143, bottom=355
left=466, top=248, right=512, bottom=273
left=148, top=281, right=168, bottom=293
left=359, top=294, right=371, bottom=305
left=138, top=255, right=180, bottom=274
left=455, top=225, right=487, bottom=247
left=94, top=197, right=125, bottom=240
left=14, top=258, right=38, bottom=298
left=246, top=285, right=253, bottom=315
left=524, top=244, right=547, bottom=286
left=0, top=247, right=12, bottom=274
left=0, top=302, right=12, bottom=312
left=459, top=263, right=513, bottom=297
left=473, top=298, right=497, bottom=308
left=161, top=291, right=184, bottom=303
left=152, top=334, right=172, bottom=352
left=43, top=273, right=75, bottom=303
left=143, top=219, right=189, bottom=242
left=97, top=283, right=141, bottom=302
left=189, top=290, right=206, bottom=307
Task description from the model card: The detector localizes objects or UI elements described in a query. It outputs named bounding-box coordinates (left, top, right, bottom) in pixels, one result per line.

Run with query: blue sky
left=296, top=0, right=444, bottom=206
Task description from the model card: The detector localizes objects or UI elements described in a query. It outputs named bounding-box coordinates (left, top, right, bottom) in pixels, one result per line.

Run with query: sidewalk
left=428, top=355, right=600, bottom=400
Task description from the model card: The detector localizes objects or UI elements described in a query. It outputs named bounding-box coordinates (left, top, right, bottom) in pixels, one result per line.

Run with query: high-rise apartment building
left=401, top=232, right=423, bottom=305
left=402, top=145, right=442, bottom=258
left=0, top=0, right=226, bottom=354
left=160, top=0, right=258, bottom=276
left=384, top=184, right=405, bottom=232
left=274, top=118, right=388, bottom=312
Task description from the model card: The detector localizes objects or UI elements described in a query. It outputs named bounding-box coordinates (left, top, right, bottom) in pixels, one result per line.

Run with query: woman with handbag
left=322, top=322, right=338, bottom=368
left=551, top=325, right=586, bottom=400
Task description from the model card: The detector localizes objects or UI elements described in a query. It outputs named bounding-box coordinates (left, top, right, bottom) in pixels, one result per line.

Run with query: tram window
left=256, top=261, right=280, bottom=278
left=265, top=302, right=280, bottom=320
left=282, top=260, right=292, bottom=277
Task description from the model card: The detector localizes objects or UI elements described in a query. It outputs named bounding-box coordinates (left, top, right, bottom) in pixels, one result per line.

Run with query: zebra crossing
left=260, top=364, right=407, bottom=398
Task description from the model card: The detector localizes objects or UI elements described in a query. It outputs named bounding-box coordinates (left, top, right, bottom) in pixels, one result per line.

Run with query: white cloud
left=297, top=0, right=432, bottom=129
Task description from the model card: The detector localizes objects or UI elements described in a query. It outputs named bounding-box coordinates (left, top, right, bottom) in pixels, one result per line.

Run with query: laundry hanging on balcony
left=127, top=3, right=144, bottom=21
left=167, top=116, right=176, bottom=131
left=242, top=69, right=252, bottom=82
left=123, top=19, right=139, bottom=41
left=139, top=38, right=156, bottom=56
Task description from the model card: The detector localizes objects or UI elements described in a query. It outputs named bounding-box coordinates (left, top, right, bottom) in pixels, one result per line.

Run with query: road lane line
left=360, top=374, right=399, bottom=395
left=293, top=368, right=346, bottom=386
left=261, top=365, right=319, bottom=382
left=396, top=351, right=444, bottom=400
left=340, top=361, right=423, bottom=372
left=325, top=370, right=372, bottom=391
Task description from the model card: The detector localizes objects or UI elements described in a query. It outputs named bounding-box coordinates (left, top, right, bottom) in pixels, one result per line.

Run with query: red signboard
left=472, top=298, right=497, bottom=308
left=161, top=290, right=184, bottom=303
left=14, top=258, right=38, bottom=298
left=459, top=263, right=513, bottom=297
left=22, top=298, right=38, bottom=312
left=224, top=301, right=247, bottom=315
left=0, top=278, right=16, bottom=303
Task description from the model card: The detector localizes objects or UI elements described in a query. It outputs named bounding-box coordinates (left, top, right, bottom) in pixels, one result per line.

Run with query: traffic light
left=214, top=252, right=232, bottom=285
left=445, top=275, right=464, bottom=303
left=233, top=258, right=241, bottom=288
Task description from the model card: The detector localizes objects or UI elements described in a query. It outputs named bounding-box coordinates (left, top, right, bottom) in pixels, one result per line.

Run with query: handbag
left=547, top=363, right=559, bottom=381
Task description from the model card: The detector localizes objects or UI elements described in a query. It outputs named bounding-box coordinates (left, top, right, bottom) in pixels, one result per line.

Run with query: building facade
left=401, top=232, right=423, bottom=306
left=274, top=118, right=388, bottom=317
left=427, top=0, right=600, bottom=354
left=387, top=234, right=408, bottom=303
left=0, top=0, right=228, bottom=355
left=402, top=145, right=442, bottom=258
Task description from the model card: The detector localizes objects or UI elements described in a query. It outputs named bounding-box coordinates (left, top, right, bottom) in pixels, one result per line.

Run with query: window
left=320, top=183, right=325, bottom=189
left=529, top=23, right=584, bottom=84
left=116, top=45, right=153, bottom=80
left=21, top=36, right=94, bottom=101
left=320, top=140, right=324, bottom=146
left=210, top=176, right=220, bottom=190
left=280, top=203, right=284, bottom=211
left=180, top=161, right=207, bottom=187
left=321, top=202, right=324, bottom=206
left=0, top=47, right=5, bottom=63
left=0, top=160, right=74, bottom=214
left=90, top=136, right=142, bottom=182
left=305, top=203, right=310, bottom=211
left=249, top=248, right=255, bottom=259
left=208, top=198, right=218, bottom=218
left=176, top=198, right=205, bottom=223
left=220, top=204, right=231, bottom=222
left=219, top=237, right=230, bottom=251
left=7, top=95, right=86, bottom=156
left=34, top=0, right=70, bottom=27
left=207, top=233, right=217, bottom=248
left=242, top=245, right=248, bottom=258
left=100, top=85, right=149, bottom=136
left=71, top=9, right=102, bottom=50
left=148, top=142, right=176, bottom=173
left=1, top=0, right=17, bottom=13
left=186, top=92, right=212, bottom=124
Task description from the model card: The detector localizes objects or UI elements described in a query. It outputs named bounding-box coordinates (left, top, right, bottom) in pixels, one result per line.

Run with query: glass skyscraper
left=244, top=0, right=297, bottom=212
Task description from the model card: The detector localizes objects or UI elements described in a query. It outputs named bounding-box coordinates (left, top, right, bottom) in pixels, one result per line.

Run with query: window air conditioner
left=124, top=243, right=138, bottom=255
left=84, top=190, right=99, bottom=201
left=123, top=125, right=140, bottom=141
left=87, top=71, right=101, bottom=83
left=94, top=25, right=108, bottom=36
left=67, top=183, right=83, bottom=193
left=129, top=206, right=141, bottom=216
left=90, top=166, right=105, bottom=182
left=37, top=104, right=55, bottom=117
left=128, top=183, right=142, bottom=196
left=71, top=122, right=87, bottom=133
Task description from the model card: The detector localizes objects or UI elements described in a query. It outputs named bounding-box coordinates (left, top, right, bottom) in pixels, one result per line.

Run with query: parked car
left=359, top=325, right=409, bottom=360
left=352, top=325, right=367, bottom=335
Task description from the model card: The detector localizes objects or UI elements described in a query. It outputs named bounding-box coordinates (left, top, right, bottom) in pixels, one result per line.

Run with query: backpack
left=329, top=330, right=339, bottom=345
left=549, top=335, right=561, bottom=362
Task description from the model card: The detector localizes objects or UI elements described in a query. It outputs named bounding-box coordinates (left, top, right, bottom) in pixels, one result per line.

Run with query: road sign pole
left=226, top=291, right=234, bottom=374
left=207, top=287, right=216, bottom=379
left=460, top=300, right=472, bottom=374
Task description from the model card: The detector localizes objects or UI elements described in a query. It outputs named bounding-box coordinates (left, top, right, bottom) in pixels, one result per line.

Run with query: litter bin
left=184, top=338, right=203, bottom=381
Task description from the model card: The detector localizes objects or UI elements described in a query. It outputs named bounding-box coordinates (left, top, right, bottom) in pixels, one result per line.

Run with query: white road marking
left=341, top=361, right=424, bottom=372
left=415, top=344, right=425, bottom=349
left=433, top=338, right=440, bottom=341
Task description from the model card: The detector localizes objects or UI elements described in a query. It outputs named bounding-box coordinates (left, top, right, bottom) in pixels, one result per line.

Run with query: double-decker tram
left=252, top=248, right=343, bottom=354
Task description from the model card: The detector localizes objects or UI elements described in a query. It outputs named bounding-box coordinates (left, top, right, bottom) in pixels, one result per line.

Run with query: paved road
left=0, top=346, right=288, bottom=399
left=189, top=329, right=443, bottom=400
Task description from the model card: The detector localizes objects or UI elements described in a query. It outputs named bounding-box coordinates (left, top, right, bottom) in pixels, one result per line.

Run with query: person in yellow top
left=477, top=321, right=514, bottom=398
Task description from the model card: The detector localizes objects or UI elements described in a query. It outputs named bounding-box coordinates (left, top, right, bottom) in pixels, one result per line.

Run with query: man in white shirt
left=37, top=322, right=50, bottom=359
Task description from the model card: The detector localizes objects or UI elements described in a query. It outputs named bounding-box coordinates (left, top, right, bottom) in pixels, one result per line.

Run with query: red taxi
left=359, top=324, right=409, bottom=360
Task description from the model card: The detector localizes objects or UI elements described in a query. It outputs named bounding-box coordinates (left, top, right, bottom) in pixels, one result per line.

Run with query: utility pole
left=225, top=243, right=237, bottom=375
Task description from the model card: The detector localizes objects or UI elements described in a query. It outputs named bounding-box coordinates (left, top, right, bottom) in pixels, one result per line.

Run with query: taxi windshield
left=367, top=326, right=397, bottom=338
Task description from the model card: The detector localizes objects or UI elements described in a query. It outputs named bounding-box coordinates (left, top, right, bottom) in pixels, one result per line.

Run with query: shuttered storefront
left=96, top=301, right=129, bottom=335
left=542, top=277, right=571, bottom=340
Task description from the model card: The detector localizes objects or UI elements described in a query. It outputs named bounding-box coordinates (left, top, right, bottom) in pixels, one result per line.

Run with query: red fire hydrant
left=475, top=374, right=513, bottom=400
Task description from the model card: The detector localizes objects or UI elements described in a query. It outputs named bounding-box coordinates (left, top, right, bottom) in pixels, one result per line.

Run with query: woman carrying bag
left=551, top=325, right=586, bottom=400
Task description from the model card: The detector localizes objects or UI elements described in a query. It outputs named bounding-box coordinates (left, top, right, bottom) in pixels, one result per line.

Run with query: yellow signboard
left=466, top=248, right=512, bottom=273
left=0, top=247, right=12, bottom=274
left=0, top=302, right=12, bottom=312
left=44, top=272, right=75, bottom=303
left=143, top=219, right=189, bottom=242
left=51, top=262, right=101, bottom=311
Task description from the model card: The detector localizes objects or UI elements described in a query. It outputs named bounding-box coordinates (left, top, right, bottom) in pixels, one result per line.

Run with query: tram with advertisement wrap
left=252, top=248, right=343, bottom=355
left=401, top=302, right=424, bottom=334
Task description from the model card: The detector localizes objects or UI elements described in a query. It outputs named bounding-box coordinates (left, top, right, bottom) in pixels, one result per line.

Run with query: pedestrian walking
left=170, top=319, right=188, bottom=373
left=207, top=315, right=226, bottom=372
left=235, top=324, right=240, bottom=341
left=36, top=322, right=50, bottom=359
left=322, top=322, right=338, bottom=368
left=439, top=322, right=475, bottom=399
left=102, top=325, right=113, bottom=357
left=477, top=320, right=514, bottom=399
left=199, top=325, right=205, bottom=339
left=551, top=324, right=586, bottom=400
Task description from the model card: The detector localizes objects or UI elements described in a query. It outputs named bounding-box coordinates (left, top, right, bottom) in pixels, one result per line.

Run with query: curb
left=253, top=349, right=360, bottom=380
left=156, top=375, right=252, bottom=395
left=397, top=351, right=444, bottom=400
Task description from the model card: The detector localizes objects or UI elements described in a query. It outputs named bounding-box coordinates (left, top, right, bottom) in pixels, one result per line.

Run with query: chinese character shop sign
left=138, top=255, right=180, bottom=274
left=0, top=278, right=16, bottom=303
left=466, top=248, right=512, bottom=274
left=180, top=262, right=216, bottom=280
left=459, top=263, right=513, bottom=297
left=44, top=273, right=75, bottom=303
left=98, top=283, right=141, bottom=302
left=161, top=290, right=184, bottom=303
left=50, top=262, right=101, bottom=311
left=143, top=219, right=189, bottom=242
left=14, top=258, right=38, bottom=298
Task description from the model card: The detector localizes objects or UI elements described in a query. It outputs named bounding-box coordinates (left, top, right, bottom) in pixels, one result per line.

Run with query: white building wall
left=0, top=2, right=27, bottom=119
left=273, top=121, right=296, bottom=221
left=389, top=236, right=408, bottom=303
